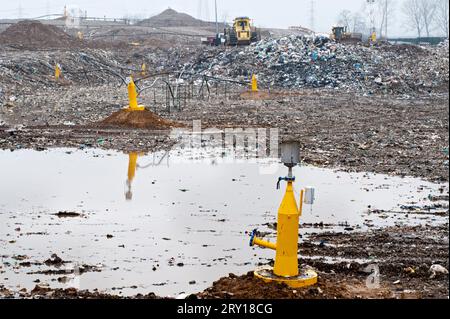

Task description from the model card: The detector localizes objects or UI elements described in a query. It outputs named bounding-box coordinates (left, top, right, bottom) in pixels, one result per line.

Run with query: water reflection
left=125, top=151, right=171, bottom=200
left=125, top=152, right=139, bottom=201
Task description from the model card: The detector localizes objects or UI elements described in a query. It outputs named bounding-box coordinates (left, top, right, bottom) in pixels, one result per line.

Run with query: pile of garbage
left=187, top=35, right=449, bottom=94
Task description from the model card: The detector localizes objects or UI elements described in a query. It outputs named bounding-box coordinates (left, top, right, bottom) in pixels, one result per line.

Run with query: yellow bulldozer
left=225, top=17, right=261, bottom=46
left=331, top=26, right=362, bottom=44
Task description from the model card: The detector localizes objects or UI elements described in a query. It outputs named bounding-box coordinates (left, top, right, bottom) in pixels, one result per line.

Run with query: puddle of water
left=0, top=148, right=447, bottom=297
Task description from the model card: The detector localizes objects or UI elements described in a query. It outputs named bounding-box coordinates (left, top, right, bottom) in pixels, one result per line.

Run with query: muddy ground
left=1, top=223, right=448, bottom=299
left=1, top=84, right=448, bottom=299
left=0, top=38, right=448, bottom=299
left=1, top=85, right=448, bottom=183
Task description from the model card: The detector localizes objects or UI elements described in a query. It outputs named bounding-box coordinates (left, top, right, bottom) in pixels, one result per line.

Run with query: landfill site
left=0, top=4, right=449, bottom=301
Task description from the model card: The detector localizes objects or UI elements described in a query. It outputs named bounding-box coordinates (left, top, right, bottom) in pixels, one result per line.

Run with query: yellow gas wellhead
left=250, top=180, right=317, bottom=288
left=126, top=77, right=145, bottom=111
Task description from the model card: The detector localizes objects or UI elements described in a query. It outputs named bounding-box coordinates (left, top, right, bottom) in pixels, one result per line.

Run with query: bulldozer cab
left=234, top=17, right=252, bottom=41
left=235, top=17, right=251, bottom=31
left=225, top=17, right=260, bottom=46
left=332, top=26, right=347, bottom=41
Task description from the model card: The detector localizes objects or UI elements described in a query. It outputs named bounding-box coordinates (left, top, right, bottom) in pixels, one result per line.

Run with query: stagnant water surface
left=0, top=148, right=447, bottom=297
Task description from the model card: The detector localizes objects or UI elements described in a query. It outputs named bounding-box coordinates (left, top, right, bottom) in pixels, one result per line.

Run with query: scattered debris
left=54, top=211, right=82, bottom=218
left=44, top=254, right=66, bottom=266
left=430, top=264, right=449, bottom=279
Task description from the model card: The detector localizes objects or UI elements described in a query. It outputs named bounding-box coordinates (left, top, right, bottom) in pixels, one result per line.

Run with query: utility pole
left=215, top=0, right=219, bottom=34
left=197, top=0, right=203, bottom=20
left=367, top=0, right=376, bottom=42
left=310, top=0, right=315, bottom=32
left=214, top=0, right=220, bottom=45
left=204, top=0, right=210, bottom=22
left=46, top=1, right=50, bottom=18
left=18, top=3, right=23, bottom=20
left=384, top=0, right=388, bottom=39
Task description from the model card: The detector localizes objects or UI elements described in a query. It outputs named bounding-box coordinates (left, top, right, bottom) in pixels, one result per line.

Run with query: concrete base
left=254, top=266, right=318, bottom=288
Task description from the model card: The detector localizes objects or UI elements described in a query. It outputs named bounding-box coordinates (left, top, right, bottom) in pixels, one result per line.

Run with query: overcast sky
left=0, top=0, right=438, bottom=37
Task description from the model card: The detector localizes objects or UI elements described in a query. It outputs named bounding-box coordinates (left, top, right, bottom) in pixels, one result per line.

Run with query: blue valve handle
left=276, top=176, right=295, bottom=189
left=249, top=229, right=257, bottom=247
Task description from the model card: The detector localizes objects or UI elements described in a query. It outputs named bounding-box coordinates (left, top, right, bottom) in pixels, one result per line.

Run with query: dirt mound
left=139, top=8, right=215, bottom=28
left=98, top=109, right=182, bottom=130
left=195, top=271, right=363, bottom=299
left=0, top=20, right=80, bottom=48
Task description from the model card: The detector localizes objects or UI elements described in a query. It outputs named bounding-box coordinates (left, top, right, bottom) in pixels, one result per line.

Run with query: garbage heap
left=188, top=35, right=449, bottom=95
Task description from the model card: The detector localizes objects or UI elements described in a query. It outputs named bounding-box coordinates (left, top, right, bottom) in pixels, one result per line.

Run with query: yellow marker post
left=55, top=64, right=61, bottom=81
left=251, top=74, right=258, bottom=92
left=126, top=76, right=145, bottom=111
left=141, top=63, right=147, bottom=76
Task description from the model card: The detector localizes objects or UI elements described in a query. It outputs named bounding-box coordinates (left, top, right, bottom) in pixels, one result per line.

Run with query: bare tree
left=419, top=0, right=437, bottom=37
left=351, top=12, right=367, bottom=33
left=337, top=10, right=353, bottom=30
left=377, top=0, right=396, bottom=39
left=435, top=0, right=449, bottom=37
left=403, top=0, right=424, bottom=37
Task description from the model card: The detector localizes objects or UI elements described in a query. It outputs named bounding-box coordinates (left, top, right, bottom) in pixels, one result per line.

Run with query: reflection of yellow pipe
left=125, top=152, right=139, bottom=201
left=253, top=237, right=276, bottom=250
left=127, top=152, right=138, bottom=183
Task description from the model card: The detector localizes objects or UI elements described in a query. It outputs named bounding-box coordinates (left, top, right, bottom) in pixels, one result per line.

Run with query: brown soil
left=195, top=271, right=392, bottom=299
left=239, top=90, right=306, bottom=100
left=0, top=20, right=80, bottom=49
left=138, top=8, right=215, bottom=28
left=195, top=224, right=449, bottom=299
left=98, top=109, right=183, bottom=130
left=0, top=20, right=124, bottom=50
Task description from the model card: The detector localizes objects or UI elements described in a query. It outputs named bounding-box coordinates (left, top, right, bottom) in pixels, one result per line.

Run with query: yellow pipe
left=273, top=181, right=300, bottom=277
left=253, top=237, right=277, bottom=250
left=126, top=77, right=145, bottom=111
left=299, top=189, right=304, bottom=217
left=128, top=77, right=138, bottom=109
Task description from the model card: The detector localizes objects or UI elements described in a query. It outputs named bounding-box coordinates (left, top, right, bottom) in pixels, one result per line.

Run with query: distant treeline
left=388, top=37, right=448, bottom=45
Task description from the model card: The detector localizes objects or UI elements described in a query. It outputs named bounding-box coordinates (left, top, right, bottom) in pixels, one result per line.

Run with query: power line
left=197, top=0, right=203, bottom=20
left=367, top=0, right=376, bottom=35
left=18, top=3, right=23, bottom=20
